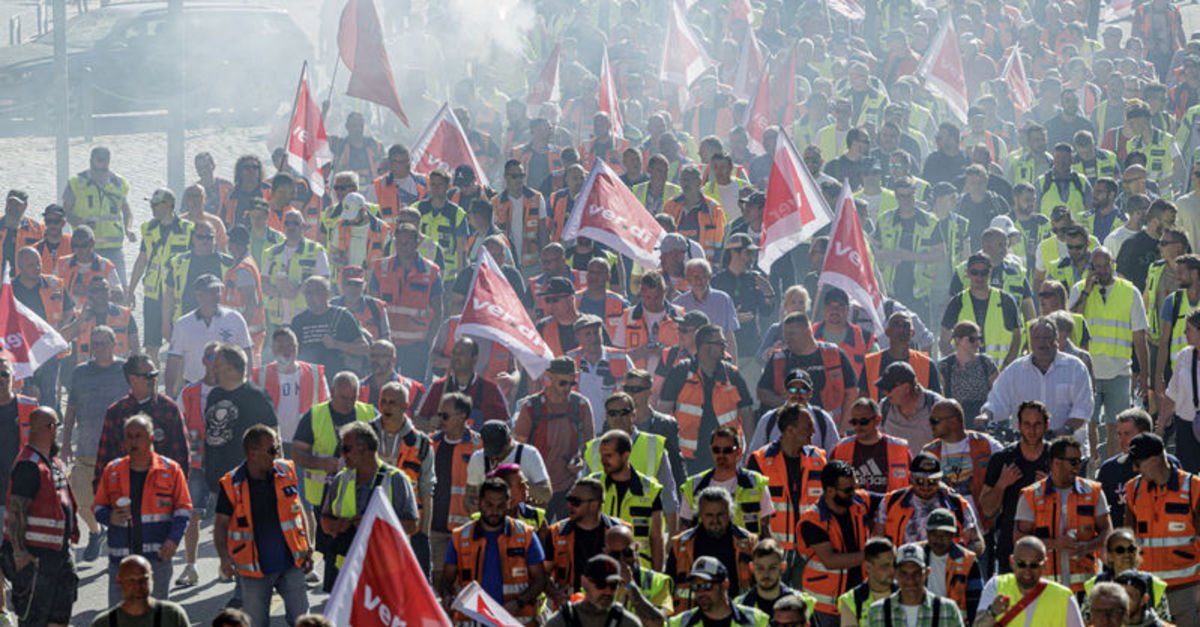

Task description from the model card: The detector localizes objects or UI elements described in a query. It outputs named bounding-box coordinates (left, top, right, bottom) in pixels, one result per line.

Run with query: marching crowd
left=4, top=0, right=1200, bottom=626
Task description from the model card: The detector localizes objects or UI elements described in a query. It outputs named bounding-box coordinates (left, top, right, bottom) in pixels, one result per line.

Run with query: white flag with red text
left=285, top=62, right=332, bottom=197
left=452, top=582, right=525, bottom=627
left=732, top=27, right=765, bottom=101
left=917, top=20, right=968, bottom=124
left=1001, top=46, right=1033, bottom=115
left=758, top=134, right=832, bottom=273
left=0, top=270, right=68, bottom=382
left=598, top=45, right=624, bottom=139
left=324, top=487, right=451, bottom=627
left=528, top=43, right=562, bottom=117
left=563, top=159, right=667, bottom=271
left=660, top=1, right=715, bottom=87
left=816, top=182, right=886, bottom=333
left=743, top=60, right=772, bottom=153
left=458, top=250, right=555, bottom=379
left=410, top=102, right=491, bottom=189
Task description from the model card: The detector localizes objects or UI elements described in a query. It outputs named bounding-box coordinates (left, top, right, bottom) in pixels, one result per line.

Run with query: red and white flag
left=660, top=1, right=715, bottom=87
left=527, top=43, right=562, bottom=117
left=816, top=182, right=885, bottom=333
left=1001, top=46, right=1033, bottom=115
left=917, top=20, right=968, bottom=124
left=410, top=102, right=491, bottom=189
left=758, top=133, right=833, bottom=273
left=0, top=269, right=68, bottom=382
left=828, top=0, right=866, bottom=20
left=743, top=60, right=772, bottom=153
left=563, top=159, right=667, bottom=271
left=324, top=486, right=450, bottom=627
left=458, top=250, right=556, bottom=379
left=285, top=62, right=332, bottom=198
left=338, top=0, right=409, bottom=126
left=598, top=45, right=624, bottom=139
left=452, top=582, right=524, bottom=627
left=731, top=26, right=765, bottom=100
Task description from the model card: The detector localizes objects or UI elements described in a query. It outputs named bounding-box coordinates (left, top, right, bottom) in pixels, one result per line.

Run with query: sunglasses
left=1067, top=244, right=1088, bottom=251
left=565, top=495, right=596, bottom=507
left=1057, top=456, right=1083, bottom=467
left=968, top=269, right=989, bottom=277
left=691, top=581, right=717, bottom=591
left=1014, top=559, right=1044, bottom=569
left=544, top=295, right=567, bottom=304
left=1159, top=239, right=1184, bottom=247
left=556, top=379, right=576, bottom=388
left=711, top=446, right=738, bottom=455
left=786, top=384, right=812, bottom=394
left=590, top=580, right=618, bottom=590
left=606, top=408, right=633, bottom=418
left=960, top=336, right=982, bottom=343
left=848, top=418, right=874, bottom=426
left=333, top=185, right=354, bottom=191
left=44, top=218, right=64, bottom=225
left=134, top=371, right=159, bottom=379
left=1109, top=545, right=1138, bottom=555
left=622, top=385, right=650, bottom=394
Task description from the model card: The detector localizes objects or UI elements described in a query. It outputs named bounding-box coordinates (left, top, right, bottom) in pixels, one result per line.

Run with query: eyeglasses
left=622, top=385, right=650, bottom=394
left=1057, top=456, right=1083, bottom=467
left=606, top=408, right=633, bottom=418
left=968, top=268, right=989, bottom=277
left=1109, top=544, right=1138, bottom=555
left=711, top=446, right=738, bottom=455
left=556, top=379, right=576, bottom=388
left=1013, top=559, right=1044, bottom=569
left=134, top=370, right=159, bottom=380
left=565, top=495, right=596, bottom=507
left=691, top=581, right=717, bottom=591
left=848, top=418, right=874, bottom=426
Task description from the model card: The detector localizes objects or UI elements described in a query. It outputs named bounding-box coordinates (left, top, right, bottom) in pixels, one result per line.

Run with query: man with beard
left=975, top=537, right=1083, bottom=627
left=666, top=488, right=757, bottom=609
left=546, top=555, right=642, bottom=627
left=735, top=540, right=802, bottom=619
left=1085, top=178, right=1123, bottom=243
left=667, top=557, right=768, bottom=627
left=544, top=477, right=626, bottom=605
left=89, top=555, right=191, bottom=627
left=605, top=524, right=671, bottom=626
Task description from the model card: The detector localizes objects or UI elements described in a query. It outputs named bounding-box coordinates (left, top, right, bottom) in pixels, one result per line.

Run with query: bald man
left=90, top=555, right=190, bottom=626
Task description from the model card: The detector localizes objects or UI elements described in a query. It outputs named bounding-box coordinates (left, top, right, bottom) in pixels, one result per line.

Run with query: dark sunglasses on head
left=606, top=408, right=633, bottom=418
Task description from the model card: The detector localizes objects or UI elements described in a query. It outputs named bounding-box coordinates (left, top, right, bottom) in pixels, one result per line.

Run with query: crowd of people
left=2, top=0, right=1200, bottom=626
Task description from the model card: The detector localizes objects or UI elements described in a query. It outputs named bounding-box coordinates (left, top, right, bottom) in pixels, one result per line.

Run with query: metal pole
left=166, top=0, right=184, bottom=193
left=53, top=0, right=68, bottom=198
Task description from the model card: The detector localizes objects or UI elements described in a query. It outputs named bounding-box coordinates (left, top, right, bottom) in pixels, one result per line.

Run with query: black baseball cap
left=876, top=361, right=917, bottom=393
left=538, top=276, right=576, bottom=297
left=1128, top=433, right=1165, bottom=461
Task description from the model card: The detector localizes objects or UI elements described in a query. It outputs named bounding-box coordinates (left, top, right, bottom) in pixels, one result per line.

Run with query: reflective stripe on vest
left=1079, top=278, right=1136, bottom=359
left=304, top=401, right=375, bottom=505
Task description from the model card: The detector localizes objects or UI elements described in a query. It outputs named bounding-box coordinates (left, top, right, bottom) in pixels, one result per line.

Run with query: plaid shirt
left=92, top=393, right=190, bottom=490
left=865, top=590, right=963, bottom=627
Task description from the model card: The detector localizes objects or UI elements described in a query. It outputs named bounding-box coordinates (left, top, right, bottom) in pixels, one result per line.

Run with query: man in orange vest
left=493, top=158, right=548, bottom=272
left=922, top=399, right=1001, bottom=540
left=428, top=391, right=482, bottom=567
left=3, top=406, right=79, bottom=627
left=746, top=404, right=827, bottom=553
left=811, top=288, right=875, bottom=387
left=613, top=270, right=684, bottom=373
left=372, top=144, right=427, bottom=219
left=758, top=312, right=859, bottom=426
left=332, top=111, right=384, bottom=184
left=372, top=381, right=434, bottom=580
left=537, top=277, right=592, bottom=356
left=214, top=424, right=313, bottom=626
left=370, top=223, right=444, bottom=379
left=576, top=257, right=628, bottom=339
left=93, top=413, right=191, bottom=605
left=920, top=508, right=984, bottom=623
left=1125, top=432, right=1200, bottom=617
left=862, top=310, right=940, bottom=400
left=12, top=246, right=65, bottom=409
left=253, top=327, right=329, bottom=458
left=663, top=166, right=727, bottom=259
left=570, top=315, right=634, bottom=433
left=529, top=244, right=583, bottom=321
left=544, top=477, right=625, bottom=604
left=832, top=398, right=913, bottom=493
left=359, top=338, right=425, bottom=408
left=872, top=453, right=984, bottom=554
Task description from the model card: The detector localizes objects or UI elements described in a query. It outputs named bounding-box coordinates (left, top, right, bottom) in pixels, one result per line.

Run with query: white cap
left=342, top=192, right=367, bottom=216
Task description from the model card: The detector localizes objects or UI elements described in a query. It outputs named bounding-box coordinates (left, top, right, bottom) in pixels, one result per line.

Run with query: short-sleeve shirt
left=167, top=306, right=252, bottom=383
left=216, top=472, right=292, bottom=575
left=660, top=360, right=753, bottom=470
left=466, top=443, right=550, bottom=489
left=291, top=305, right=363, bottom=380
left=445, top=525, right=545, bottom=605
left=673, top=289, right=740, bottom=336
left=757, top=348, right=858, bottom=412
left=66, top=359, right=128, bottom=458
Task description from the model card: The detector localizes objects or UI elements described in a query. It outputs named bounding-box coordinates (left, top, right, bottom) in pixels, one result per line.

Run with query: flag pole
left=288, top=61, right=308, bottom=132
left=323, top=58, right=341, bottom=117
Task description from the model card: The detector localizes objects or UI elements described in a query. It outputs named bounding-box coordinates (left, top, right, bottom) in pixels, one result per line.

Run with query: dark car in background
left=0, top=2, right=313, bottom=130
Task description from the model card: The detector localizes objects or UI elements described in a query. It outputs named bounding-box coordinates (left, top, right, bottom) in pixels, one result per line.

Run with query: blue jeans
left=1092, top=375, right=1131, bottom=425
left=239, top=567, right=309, bottom=627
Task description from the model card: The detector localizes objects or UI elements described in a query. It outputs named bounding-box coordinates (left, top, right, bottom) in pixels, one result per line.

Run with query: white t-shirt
left=168, top=306, right=252, bottom=383
left=717, top=182, right=742, bottom=222
left=927, top=552, right=948, bottom=597
left=678, top=474, right=776, bottom=522
left=345, top=221, right=371, bottom=268
left=902, top=604, right=919, bottom=627
left=1103, top=226, right=1139, bottom=260
left=275, top=368, right=303, bottom=442
left=466, top=443, right=550, bottom=489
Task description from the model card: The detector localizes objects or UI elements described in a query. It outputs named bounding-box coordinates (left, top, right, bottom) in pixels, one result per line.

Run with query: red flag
left=338, top=0, right=409, bottom=126
left=458, top=250, right=555, bottom=378
left=285, top=63, right=333, bottom=198
left=743, top=61, right=772, bottom=154
left=527, top=43, right=562, bottom=117
left=660, top=1, right=715, bottom=87
left=759, top=133, right=833, bottom=273
left=324, top=486, right=451, bottom=627
left=732, top=27, right=765, bottom=101
left=452, top=582, right=524, bottom=627
left=410, top=103, right=491, bottom=189
left=917, top=20, right=968, bottom=124
left=0, top=269, right=68, bottom=382
left=1001, top=46, right=1033, bottom=115
left=598, top=45, right=624, bottom=139
left=563, top=159, right=667, bottom=271
left=816, top=182, right=885, bottom=334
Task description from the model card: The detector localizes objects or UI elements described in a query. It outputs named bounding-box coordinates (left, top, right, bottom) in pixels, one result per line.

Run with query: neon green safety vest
left=416, top=201, right=468, bottom=280
left=262, top=239, right=327, bottom=326
left=679, top=468, right=771, bottom=536
left=1072, top=149, right=1120, bottom=183
left=1007, top=150, right=1051, bottom=188
left=1014, top=213, right=1052, bottom=278
left=329, top=462, right=403, bottom=567
left=631, top=181, right=681, bottom=213
left=164, top=251, right=235, bottom=319
left=954, top=259, right=1028, bottom=309
left=582, top=431, right=666, bottom=479
left=139, top=218, right=194, bottom=300
left=667, top=605, right=769, bottom=627
left=1162, top=289, right=1200, bottom=370
left=837, top=583, right=895, bottom=627
left=1039, top=171, right=1088, bottom=221
left=993, top=573, right=1072, bottom=625
left=840, top=87, right=889, bottom=129
left=854, top=188, right=897, bottom=222
left=815, top=124, right=842, bottom=162
left=1131, top=128, right=1176, bottom=187
left=631, top=567, right=675, bottom=615
left=590, top=469, right=663, bottom=568
left=1075, top=277, right=1137, bottom=360
left=1145, top=260, right=1168, bottom=343
left=877, top=207, right=940, bottom=299
left=67, top=171, right=129, bottom=249
left=304, top=401, right=375, bottom=506
left=957, top=287, right=1018, bottom=364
